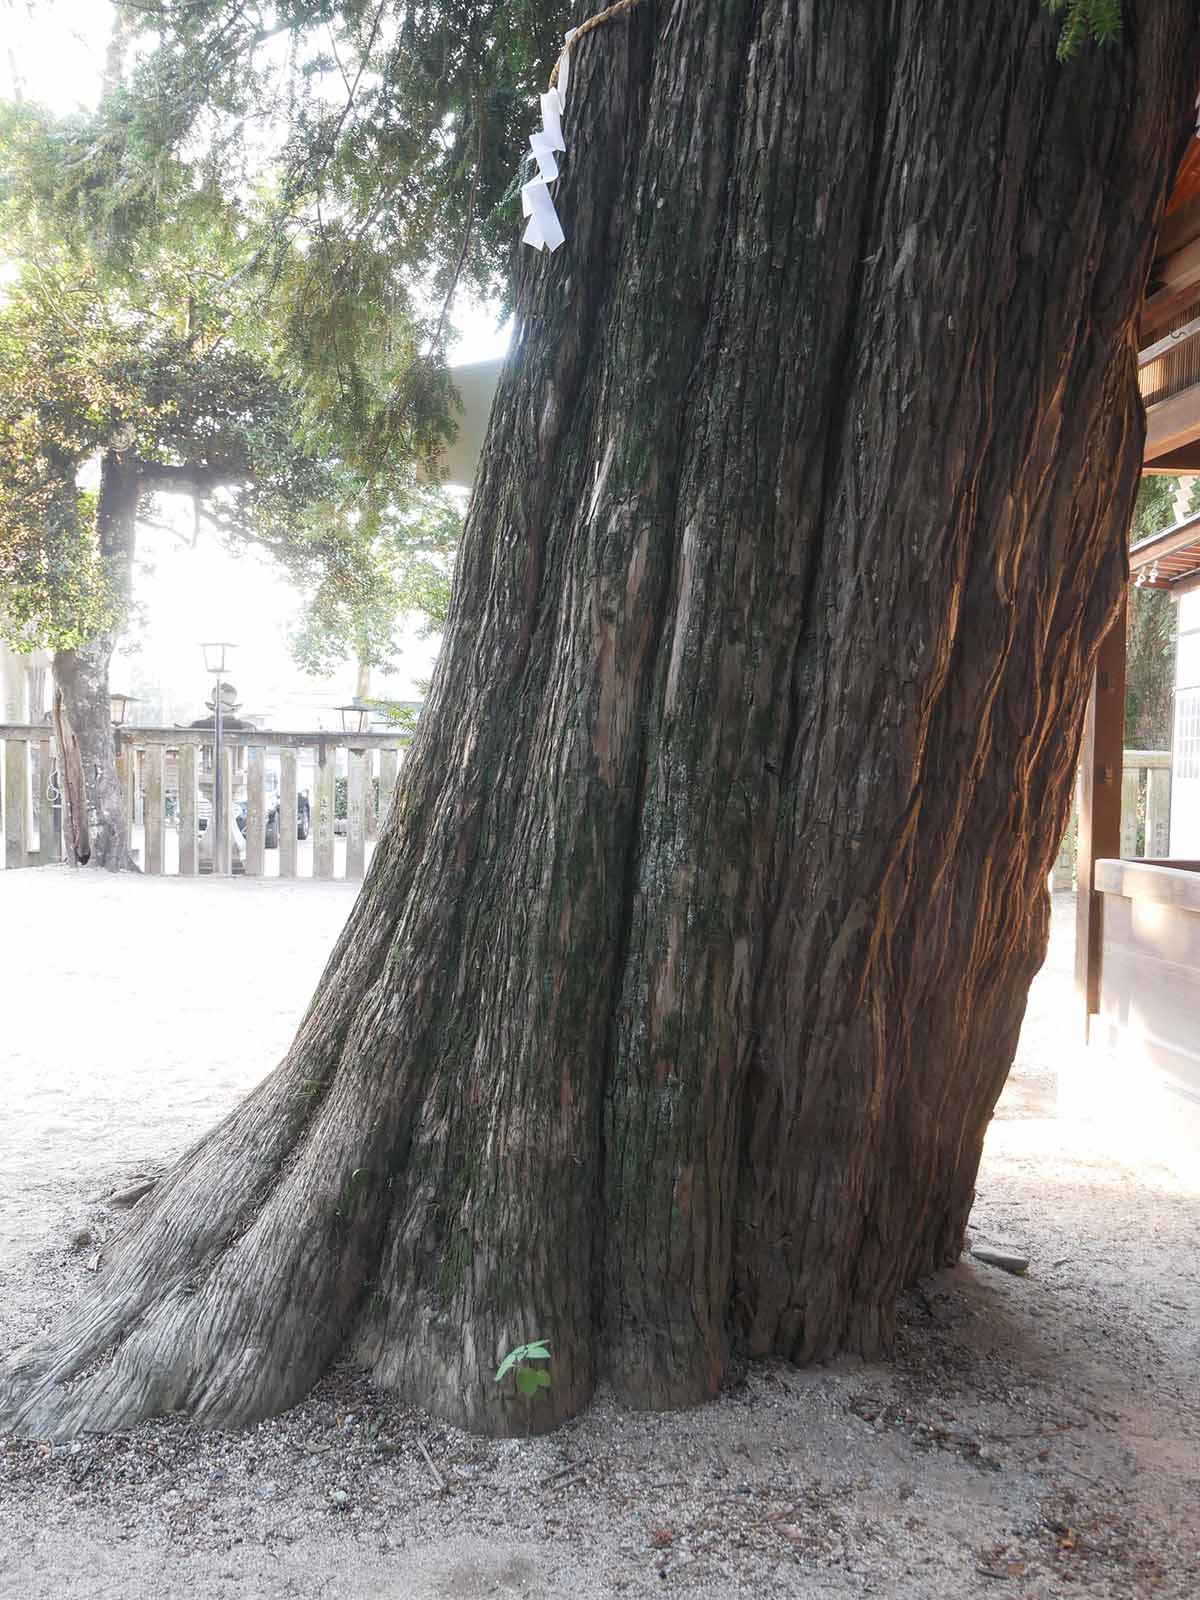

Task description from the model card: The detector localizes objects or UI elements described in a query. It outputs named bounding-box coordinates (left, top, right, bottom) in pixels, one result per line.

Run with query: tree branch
left=136, top=461, right=245, bottom=496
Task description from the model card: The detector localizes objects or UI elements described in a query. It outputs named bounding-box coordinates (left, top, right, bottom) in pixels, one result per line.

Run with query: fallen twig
left=417, top=1434, right=447, bottom=1493
left=541, top=1455, right=592, bottom=1486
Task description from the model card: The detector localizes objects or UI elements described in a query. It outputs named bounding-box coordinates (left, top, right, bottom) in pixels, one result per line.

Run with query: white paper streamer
left=521, top=30, right=576, bottom=254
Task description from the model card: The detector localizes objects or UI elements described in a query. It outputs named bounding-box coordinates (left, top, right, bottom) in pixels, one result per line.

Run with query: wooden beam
left=244, top=745, right=266, bottom=877
left=178, top=744, right=198, bottom=876
left=144, top=744, right=164, bottom=875
left=1144, top=381, right=1200, bottom=461
left=314, top=746, right=336, bottom=880
left=1138, top=314, right=1200, bottom=368
left=1155, top=190, right=1200, bottom=260
left=346, top=748, right=367, bottom=879
left=1146, top=764, right=1172, bottom=857
left=278, top=748, right=298, bottom=879
left=1129, top=509, right=1200, bottom=572
left=1141, top=235, right=1200, bottom=338
left=1075, top=602, right=1128, bottom=1036
left=4, top=737, right=28, bottom=869
left=36, top=738, right=57, bottom=864
left=1142, top=442, right=1200, bottom=472
left=2, top=724, right=409, bottom=752
left=379, top=749, right=399, bottom=832
left=215, top=747, right=234, bottom=876
left=112, top=728, right=409, bottom=751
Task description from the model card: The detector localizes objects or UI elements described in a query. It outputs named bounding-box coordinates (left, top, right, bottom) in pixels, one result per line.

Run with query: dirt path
left=1, top=872, right=1197, bottom=1597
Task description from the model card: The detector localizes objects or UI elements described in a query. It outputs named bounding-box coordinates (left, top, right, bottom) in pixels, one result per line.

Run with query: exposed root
left=0, top=1031, right=388, bottom=1440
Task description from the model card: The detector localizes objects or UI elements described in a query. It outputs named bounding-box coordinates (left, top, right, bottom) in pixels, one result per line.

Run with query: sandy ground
left=0, top=870, right=1198, bottom=1598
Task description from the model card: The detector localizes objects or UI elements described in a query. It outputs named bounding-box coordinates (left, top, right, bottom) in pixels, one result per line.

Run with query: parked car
left=235, top=790, right=311, bottom=849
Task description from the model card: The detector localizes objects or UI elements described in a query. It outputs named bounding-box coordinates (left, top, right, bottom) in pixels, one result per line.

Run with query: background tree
left=1, top=2, right=1196, bottom=1442
left=1125, top=476, right=1185, bottom=750
left=0, top=66, right=455, bottom=866
left=288, top=487, right=459, bottom=702
left=75, top=1, right=567, bottom=332
left=0, top=243, right=345, bottom=866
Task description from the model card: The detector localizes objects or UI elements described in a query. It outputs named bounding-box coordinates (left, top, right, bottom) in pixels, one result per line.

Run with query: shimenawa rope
left=520, top=0, right=650, bottom=253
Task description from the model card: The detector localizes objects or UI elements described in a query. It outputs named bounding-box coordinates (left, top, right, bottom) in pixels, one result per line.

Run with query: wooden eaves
left=1075, top=134, right=1200, bottom=1037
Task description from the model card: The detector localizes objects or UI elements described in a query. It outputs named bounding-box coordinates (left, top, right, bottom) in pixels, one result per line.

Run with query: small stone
left=67, top=1227, right=92, bottom=1250
left=328, top=1488, right=350, bottom=1508
left=970, top=1245, right=1030, bottom=1275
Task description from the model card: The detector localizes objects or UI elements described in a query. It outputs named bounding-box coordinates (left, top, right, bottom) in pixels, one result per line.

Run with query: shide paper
left=521, top=31, right=576, bottom=253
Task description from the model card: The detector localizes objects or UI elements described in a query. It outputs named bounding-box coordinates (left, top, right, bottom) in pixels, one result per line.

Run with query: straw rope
left=548, top=0, right=650, bottom=90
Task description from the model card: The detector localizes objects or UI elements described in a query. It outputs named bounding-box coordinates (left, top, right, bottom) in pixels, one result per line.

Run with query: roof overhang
left=1140, top=140, right=1200, bottom=472
left=1129, top=508, right=1200, bottom=593
left=434, top=357, right=504, bottom=488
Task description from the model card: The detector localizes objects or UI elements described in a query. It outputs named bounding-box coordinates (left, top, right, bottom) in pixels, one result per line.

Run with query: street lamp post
left=336, top=702, right=371, bottom=735
left=201, top=643, right=236, bottom=874
left=109, top=692, right=137, bottom=727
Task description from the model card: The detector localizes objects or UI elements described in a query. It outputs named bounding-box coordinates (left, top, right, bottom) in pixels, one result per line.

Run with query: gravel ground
left=1, top=871, right=1197, bottom=1598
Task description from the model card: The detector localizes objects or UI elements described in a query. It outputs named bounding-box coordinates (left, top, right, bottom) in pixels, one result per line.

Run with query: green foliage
left=0, top=278, right=116, bottom=648
left=1042, top=0, right=1123, bottom=60
left=361, top=699, right=423, bottom=735
left=97, top=1, right=569, bottom=322
left=0, top=240, right=353, bottom=651
left=288, top=488, right=460, bottom=684
left=1126, top=477, right=1180, bottom=751
left=495, top=1341, right=552, bottom=1400
left=0, top=59, right=462, bottom=661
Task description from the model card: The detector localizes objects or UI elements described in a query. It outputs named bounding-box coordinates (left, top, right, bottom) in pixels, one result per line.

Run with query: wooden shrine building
left=1076, top=137, right=1200, bottom=1152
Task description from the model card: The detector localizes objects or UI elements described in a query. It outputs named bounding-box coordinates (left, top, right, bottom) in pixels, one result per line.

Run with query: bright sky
left=4, top=1, right=507, bottom=725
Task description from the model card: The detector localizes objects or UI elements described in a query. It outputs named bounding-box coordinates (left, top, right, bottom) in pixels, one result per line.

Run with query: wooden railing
left=116, top=728, right=409, bottom=879
left=1052, top=750, right=1171, bottom=890
left=0, top=724, right=409, bottom=879
left=0, top=725, right=60, bottom=870
left=1138, top=272, right=1200, bottom=461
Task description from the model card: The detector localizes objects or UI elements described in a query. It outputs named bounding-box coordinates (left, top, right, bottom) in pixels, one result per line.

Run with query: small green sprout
left=495, top=1340, right=552, bottom=1400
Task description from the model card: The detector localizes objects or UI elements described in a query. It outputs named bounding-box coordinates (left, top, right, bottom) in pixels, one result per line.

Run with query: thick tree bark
left=52, top=452, right=141, bottom=870
left=3, top=2, right=1197, bottom=1440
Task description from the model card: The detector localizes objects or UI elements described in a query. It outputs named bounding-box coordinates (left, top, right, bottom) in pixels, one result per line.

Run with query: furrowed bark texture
left=3, top=1, right=1197, bottom=1439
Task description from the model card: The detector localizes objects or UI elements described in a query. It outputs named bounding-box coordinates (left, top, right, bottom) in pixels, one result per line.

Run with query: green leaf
left=494, top=1348, right=523, bottom=1383
left=515, top=1366, right=542, bottom=1398
left=1041, top=0, right=1123, bottom=59
left=533, top=1368, right=552, bottom=1389
left=495, top=1338, right=551, bottom=1383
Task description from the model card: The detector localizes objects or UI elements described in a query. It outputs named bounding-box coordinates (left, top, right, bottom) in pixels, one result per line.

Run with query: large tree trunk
left=52, top=452, right=140, bottom=870
left=3, top=2, right=1197, bottom=1440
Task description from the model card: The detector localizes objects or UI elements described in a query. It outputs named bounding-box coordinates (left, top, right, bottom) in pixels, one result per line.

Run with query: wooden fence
left=0, top=728, right=59, bottom=870
left=0, top=727, right=1171, bottom=886
left=1052, top=749, right=1171, bottom=890
left=0, top=725, right=408, bottom=880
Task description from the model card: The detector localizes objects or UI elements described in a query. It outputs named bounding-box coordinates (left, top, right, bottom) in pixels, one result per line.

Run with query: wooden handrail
left=116, top=727, right=410, bottom=751
left=1, top=723, right=411, bottom=749
left=1139, top=314, right=1200, bottom=368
